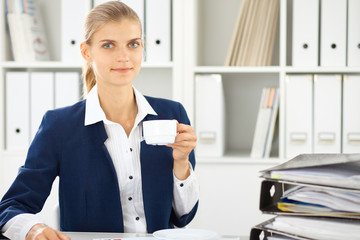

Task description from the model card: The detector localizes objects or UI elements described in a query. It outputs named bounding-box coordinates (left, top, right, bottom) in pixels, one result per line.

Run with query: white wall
left=188, top=162, right=273, bottom=236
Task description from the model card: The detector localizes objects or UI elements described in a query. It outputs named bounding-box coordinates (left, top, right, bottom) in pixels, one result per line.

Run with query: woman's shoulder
left=144, top=96, right=189, bottom=123
left=31, top=100, right=86, bottom=142
left=43, top=100, right=86, bottom=124
left=144, top=95, right=183, bottom=109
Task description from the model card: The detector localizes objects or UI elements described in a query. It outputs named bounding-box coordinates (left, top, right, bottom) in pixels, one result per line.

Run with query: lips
left=111, top=67, right=133, bottom=73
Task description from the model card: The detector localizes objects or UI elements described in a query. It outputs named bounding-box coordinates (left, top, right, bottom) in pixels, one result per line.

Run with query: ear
left=80, top=42, right=92, bottom=62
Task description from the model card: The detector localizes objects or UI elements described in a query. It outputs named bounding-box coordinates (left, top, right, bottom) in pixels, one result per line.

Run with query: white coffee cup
left=143, top=120, right=177, bottom=145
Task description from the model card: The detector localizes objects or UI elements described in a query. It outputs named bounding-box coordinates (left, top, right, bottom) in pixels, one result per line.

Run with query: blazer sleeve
left=0, top=111, right=61, bottom=229
left=170, top=102, right=199, bottom=228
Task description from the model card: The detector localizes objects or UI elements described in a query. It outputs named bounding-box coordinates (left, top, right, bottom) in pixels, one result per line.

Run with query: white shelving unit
left=183, top=0, right=359, bottom=236
left=1, top=0, right=358, bottom=237
left=183, top=0, right=283, bottom=235
left=182, top=0, right=283, bottom=162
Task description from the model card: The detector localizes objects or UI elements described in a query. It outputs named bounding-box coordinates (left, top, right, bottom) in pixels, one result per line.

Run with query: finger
left=34, top=235, right=48, bottom=240
left=169, top=139, right=197, bottom=150
left=174, top=132, right=197, bottom=143
left=41, top=228, right=62, bottom=240
left=56, top=231, right=71, bottom=240
left=172, top=133, right=197, bottom=146
left=176, top=124, right=194, bottom=134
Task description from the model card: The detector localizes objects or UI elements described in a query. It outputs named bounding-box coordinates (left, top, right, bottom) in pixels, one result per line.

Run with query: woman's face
left=85, top=19, right=143, bottom=88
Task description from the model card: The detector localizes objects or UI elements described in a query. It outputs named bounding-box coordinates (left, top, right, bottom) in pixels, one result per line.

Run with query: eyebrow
left=98, top=38, right=142, bottom=44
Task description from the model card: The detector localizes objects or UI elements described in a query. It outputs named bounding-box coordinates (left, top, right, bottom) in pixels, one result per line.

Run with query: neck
left=97, top=83, right=138, bottom=132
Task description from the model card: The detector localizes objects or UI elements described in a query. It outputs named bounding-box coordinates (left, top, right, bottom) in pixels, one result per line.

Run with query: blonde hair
left=82, top=1, right=142, bottom=95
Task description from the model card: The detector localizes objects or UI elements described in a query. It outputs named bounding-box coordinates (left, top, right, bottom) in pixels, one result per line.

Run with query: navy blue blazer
left=0, top=96, right=198, bottom=233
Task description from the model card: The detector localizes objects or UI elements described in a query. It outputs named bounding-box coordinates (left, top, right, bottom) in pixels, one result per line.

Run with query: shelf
left=285, top=66, right=360, bottom=74
left=194, top=66, right=281, bottom=73
left=0, top=61, right=174, bottom=69
left=196, top=150, right=284, bottom=165
left=193, top=66, right=360, bottom=74
left=0, top=61, right=83, bottom=69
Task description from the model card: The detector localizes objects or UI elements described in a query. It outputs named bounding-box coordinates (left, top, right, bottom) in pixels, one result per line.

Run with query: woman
left=0, top=2, right=199, bottom=240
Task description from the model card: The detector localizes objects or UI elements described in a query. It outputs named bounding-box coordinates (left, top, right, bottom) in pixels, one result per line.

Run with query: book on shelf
left=5, top=0, right=50, bottom=61
left=225, top=0, right=279, bottom=66
left=251, top=87, right=279, bottom=159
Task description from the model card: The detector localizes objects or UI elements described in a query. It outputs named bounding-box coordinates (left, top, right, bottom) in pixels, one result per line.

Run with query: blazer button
left=128, top=197, right=132, bottom=201
left=129, top=176, right=133, bottom=180
left=136, top=217, right=140, bottom=221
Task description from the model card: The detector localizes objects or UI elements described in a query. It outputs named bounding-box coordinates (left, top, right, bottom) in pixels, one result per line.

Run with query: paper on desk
left=280, top=186, right=360, bottom=213
left=265, top=216, right=360, bottom=240
left=270, top=161, right=360, bottom=189
left=264, top=153, right=360, bottom=170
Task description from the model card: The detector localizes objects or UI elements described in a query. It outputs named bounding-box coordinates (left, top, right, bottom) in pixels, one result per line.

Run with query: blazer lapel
left=86, top=121, right=124, bottom=231
left=87, top=121, right=119, bottom=181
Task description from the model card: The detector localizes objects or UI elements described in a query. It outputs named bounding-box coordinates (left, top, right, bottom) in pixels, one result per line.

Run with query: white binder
left=93, top=0, right=109, bottom=6
left=55, top=72, right=80, bottom=108
left=93, top=0, right=144, bottom=38
left=313, top=74, right=341, bottom=153
left=121, top=0, right=144, bottom=37
left=30, top=72, right=54, bottom=141
left=61, top=0, right=91, bottom=62
left=347, top=0, right=360, bottom=66
left=343, top=75, right=360, bottom=153
left=264, top=88, right=279, bottom=158
left=320, top=0, right=346, bottom=67
left=285, top=75, right=313, bottom=159
left=292, top=0, right=319, bottom=66
left=145, top=0, right=171, bottom=63
left=251, top=89, right=272, bottom=159
left=6, top=72, right=30, bottom=150
left=195, top=74, right=225, bottom=157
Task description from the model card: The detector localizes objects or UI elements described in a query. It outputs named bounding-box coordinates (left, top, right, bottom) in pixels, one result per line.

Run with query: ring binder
left=251, top=154, right=360, bottom=240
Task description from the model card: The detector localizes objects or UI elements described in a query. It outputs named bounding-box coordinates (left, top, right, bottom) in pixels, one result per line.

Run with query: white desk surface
left=65, top=232, right=248, bottom=240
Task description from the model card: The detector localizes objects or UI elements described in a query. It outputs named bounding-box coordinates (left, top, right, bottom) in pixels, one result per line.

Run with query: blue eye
left=103, top=43, right=114, bottom=49
left=129, top=42, right=140, bottom=48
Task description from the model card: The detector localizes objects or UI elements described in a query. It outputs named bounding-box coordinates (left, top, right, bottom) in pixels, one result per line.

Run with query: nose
left=116, top=47, right=129, bottom=62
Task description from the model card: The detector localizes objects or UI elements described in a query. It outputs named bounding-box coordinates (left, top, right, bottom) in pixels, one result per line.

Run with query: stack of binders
left=250, top=154, right=360, bottom=240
